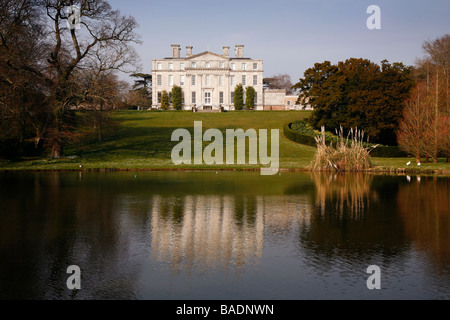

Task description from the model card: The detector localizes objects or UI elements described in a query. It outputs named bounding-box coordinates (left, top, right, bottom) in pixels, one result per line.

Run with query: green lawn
left=1, top=110, right=449, bottom=174
left=0, top=111, right=315, bottom=171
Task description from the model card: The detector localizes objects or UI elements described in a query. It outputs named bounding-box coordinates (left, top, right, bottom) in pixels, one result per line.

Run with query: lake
left=0, top=171, right=448, bottom=300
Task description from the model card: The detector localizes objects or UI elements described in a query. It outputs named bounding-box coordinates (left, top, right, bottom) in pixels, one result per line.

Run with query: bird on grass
left=407, top=161, right=411, bottom=166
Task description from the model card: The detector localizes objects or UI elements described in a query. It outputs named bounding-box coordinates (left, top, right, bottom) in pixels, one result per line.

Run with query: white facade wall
left=152, top=45, right=264, bottom=111
left=263, top=89, right=286, bottom=109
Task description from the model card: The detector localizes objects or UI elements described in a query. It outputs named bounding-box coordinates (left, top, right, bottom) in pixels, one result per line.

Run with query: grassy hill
left=1, top=110, right=449, bottom=174
left=0, top=111, right=316, bottom=171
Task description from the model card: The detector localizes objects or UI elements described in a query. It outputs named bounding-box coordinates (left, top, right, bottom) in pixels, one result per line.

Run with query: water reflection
left=301, top=173, right=410, bottom=269
left=311, top=172, right=376, bottom=220
left=150, top=195, right=264, bottom=271
left=396, top=176, right=450, bottom=270
left=0, top=172, right=144, bottom=300
left=0, top=172, right=448, bottom=299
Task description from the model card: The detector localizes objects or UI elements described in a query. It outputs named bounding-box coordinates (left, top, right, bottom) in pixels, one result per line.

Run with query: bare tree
left=1, top=1, right=140, bottom=158
left=422, top=70, right=447, bottom=162
left=423, top=34, right=450, bottom=112
left=264, top=74, right=294, bottom=95
left=437, top=116, right=450, bottom=162
left=397, top=83, right=429, bottom=163
left=41, top=0, right=141, bottom=158
left=405, top=35, right=450, bottom=163
left=76, top=38, right=139, bottom=141
left=0, top=0, right=50, bottom=156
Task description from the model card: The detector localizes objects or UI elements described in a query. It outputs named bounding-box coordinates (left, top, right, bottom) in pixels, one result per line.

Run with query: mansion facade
left=152, top=44, right=264, bottom=111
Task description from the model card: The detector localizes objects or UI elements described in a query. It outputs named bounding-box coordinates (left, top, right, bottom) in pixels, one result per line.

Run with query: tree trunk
left=51, top=141, right=64, bottom=159
left=98, top=102, right=103, bottom=142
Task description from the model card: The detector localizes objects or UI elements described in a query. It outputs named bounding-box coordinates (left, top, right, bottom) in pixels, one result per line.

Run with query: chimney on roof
left=223, top=46, right=230, bottom=58
left=186, top=45, right=193, bottom=57
left=171, top=44, right=181, bottom=58
left=235, top=45, right=244, bottom=58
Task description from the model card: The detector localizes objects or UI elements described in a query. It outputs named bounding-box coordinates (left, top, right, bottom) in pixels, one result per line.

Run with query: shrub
left=234, top=84, right=244, bottom=110
left=245, top=86, right=255, bottom=110
left=161, top=90, right=169, bottom=110
left=172, top=86, right=183, bottom=111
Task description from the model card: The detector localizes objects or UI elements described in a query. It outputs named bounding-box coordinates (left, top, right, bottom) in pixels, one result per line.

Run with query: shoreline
left=1, top=166, right=449, bottom=176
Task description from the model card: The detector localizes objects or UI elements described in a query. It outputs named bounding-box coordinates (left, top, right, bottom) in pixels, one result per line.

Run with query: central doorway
left=204, top=92, right=212, bottom=106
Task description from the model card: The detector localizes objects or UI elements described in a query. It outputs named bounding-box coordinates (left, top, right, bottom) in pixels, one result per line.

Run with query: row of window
left=157, top=91, right=258, bottom=105
left=156, top=74, right=259, bottom=87
left=156, top=62, right=259, bottom=71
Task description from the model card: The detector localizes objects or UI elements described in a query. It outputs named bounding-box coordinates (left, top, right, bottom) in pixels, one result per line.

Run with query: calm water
left=0, top=171, right=449, bottom=300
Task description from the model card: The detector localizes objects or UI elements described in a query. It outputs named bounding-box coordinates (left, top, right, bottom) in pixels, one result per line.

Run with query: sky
left=107, top=0, right=450, bottom=84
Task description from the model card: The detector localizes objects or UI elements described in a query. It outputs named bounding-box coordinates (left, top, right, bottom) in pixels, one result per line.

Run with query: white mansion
left=152, top=44, right=300, bottom=111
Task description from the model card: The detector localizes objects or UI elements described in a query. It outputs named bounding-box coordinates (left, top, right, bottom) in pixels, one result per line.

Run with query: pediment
left=186, top=51, right=229, bottom=61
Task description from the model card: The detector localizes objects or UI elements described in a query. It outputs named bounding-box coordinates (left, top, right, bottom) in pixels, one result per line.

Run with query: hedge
left=369, top=146, right=407, bottom=158
left=283, top=123, right=317, bottom=148
left=284, top=122, right=407, bottom=158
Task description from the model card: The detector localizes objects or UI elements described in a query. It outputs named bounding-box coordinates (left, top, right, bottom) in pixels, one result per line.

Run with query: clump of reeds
left=311, top=126, right=378, bottom=172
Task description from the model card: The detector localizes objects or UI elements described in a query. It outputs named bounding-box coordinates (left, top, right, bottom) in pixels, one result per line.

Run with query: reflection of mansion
left=150, top=194, right=311, bottom=270
left=151, top=44, right=311, bottom=111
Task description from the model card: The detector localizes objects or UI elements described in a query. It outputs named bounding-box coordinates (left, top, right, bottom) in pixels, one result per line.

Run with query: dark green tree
left=131, top=73, right=152, bottom=90
left=161, top=90, right=169, bottom=110
left=172, top=86, right=183, bottom=110
left=293, top=58, right=415, bottom=145
left=245, top=86, right=256, bottom=110
left=130, top=73, right=152, bottom=108
left=234, top=84, right=244, bottom=110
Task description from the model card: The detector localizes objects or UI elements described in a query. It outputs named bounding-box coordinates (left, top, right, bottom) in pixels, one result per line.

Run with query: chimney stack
left=235, top=45, right=244, bottom=58
left=186, top=46, right=193, bottom=57
left=171, top=44, right=180, bottom=58
left=223, top=46, right=230, bottom=58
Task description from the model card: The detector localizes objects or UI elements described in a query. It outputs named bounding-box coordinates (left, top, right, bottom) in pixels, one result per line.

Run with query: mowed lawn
left=1, top=110, right=449, bottom=173
left=0, top=111, right=316, bottom=171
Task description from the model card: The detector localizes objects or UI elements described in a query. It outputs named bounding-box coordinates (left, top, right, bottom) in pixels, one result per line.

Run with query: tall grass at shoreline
left=311, top=126, right=378, bottom=172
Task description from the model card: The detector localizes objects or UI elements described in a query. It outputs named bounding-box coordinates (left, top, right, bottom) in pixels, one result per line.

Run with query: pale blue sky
left=107, top=0, right=450, bottom=83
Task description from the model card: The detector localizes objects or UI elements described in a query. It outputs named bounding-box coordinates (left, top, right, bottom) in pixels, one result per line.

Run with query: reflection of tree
left=312, top=172, right=375, bottom=221
left=0, top=172, right=144, bottom=300
left=300, top=174, right=410, bottom=272
left=397, top=176, right=450, bottom=270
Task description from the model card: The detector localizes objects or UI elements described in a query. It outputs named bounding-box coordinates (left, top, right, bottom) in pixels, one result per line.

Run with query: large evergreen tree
left=293, top=58, right=415, bottom=145
left=130, top=73, right=152, bottom=108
